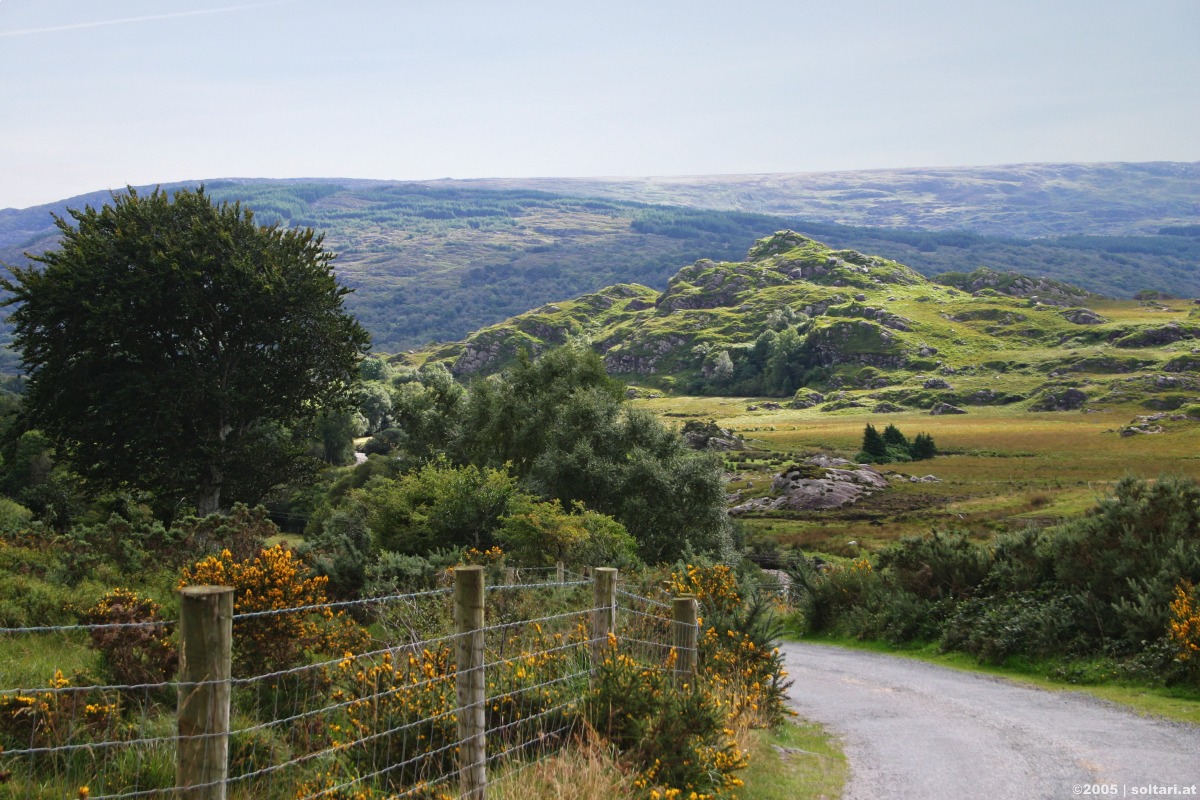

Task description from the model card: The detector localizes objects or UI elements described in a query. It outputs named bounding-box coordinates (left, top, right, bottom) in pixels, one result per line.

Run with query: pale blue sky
left=1, top=0, right=1197, bottom=210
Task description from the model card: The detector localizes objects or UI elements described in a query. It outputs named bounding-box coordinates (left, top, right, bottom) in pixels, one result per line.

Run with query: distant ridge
left=419, top=161, right=1200, bottom=238
left=0, top=163, right=1197, bottom=365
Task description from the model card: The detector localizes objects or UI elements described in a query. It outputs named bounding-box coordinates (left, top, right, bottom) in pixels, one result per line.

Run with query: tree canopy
left=450, top=342, right=733, bottom=561
left=2, top=186, right=369, bottom=515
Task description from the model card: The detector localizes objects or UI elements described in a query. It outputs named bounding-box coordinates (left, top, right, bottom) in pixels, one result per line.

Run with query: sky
left=1, top=0, right=1198, bottom=210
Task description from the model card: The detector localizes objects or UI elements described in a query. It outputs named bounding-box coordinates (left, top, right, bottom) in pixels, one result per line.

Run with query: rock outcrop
left=729, top=456, right=888, bottom=514
left=1029, top=387, right=1088, bottom=411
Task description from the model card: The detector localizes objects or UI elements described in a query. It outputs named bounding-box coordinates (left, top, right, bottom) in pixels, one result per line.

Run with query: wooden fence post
left=591, top=568, right=618, bottom=673
left=556, top=560, right=565, bottom=584
left=176, top=585, right=234, bottom=800
left=672, top=594, right=698, bottom=687
left=455, top=566, right=487, bottom=799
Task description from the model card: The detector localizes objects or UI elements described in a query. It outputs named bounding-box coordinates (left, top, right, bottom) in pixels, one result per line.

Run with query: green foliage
left=939, top=590, right=1086, bottom=664
left=795, top=476, right=1200, bottom=684
left=1045, top=474, right=1200, bottom=645
left=453, top=342, right=732, bottom=562
left=910, top=432, right=937, bottom=460
left=496, top=499, right=638, bottom=569
left=363, top=549, right=459, bottom=595
left=856, top=424, right=887, bottom=463
left=302, top=508, right=372, bottom=599
left=389, top=362, right=464, bottom=459
left=0, top=496, right=32, bottom=537
left=313, top=409, right=365, bottom=466
left=585, top=643, right=746, bottom=799
left=2, top=186, right=370, bottom=515
left=856, top=423, right=935, bottom=464
left=875, top=530, right=991, bottom=601
left=348, top=460, right=523, bottom=555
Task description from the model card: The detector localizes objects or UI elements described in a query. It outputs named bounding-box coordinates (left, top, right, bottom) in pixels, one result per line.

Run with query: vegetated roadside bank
left=782, top=474, right=1200, bottom=702
left=739, top=719, right=847, bottom=800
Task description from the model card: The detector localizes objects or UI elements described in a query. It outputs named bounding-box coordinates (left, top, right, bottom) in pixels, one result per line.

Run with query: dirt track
left=781, top=642, right=1200, bottom=800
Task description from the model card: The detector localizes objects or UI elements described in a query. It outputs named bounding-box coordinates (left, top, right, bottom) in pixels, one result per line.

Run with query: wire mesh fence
left=0, top=567, right=686, bottom=800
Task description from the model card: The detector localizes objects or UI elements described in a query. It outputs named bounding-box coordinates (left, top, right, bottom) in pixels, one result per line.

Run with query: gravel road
left=781, top=642, right=1200, bottom=800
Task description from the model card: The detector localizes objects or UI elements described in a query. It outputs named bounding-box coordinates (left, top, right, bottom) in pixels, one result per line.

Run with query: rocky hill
left=413, top=232, right=1200, bottom=422
left=2, top=171, right=1197, bottom=368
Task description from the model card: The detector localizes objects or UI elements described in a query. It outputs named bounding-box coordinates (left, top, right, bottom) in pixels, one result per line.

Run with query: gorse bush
left=794, top=476, right=1200, bottom=684
left=876, top=530, right=990, bottom=601
left=939, top=590, right=1086, bottom=664
left=83, top=588, right=177, bottom=688
left=586, top=637, right=747, bottom=800
left=0, top=670, right=118, bottom=752
left=1169, top=581, right=1200, bottom=675
left=179, top=544, right=368, bottom=675
left=1045, top=475, right=1200, bottom=645
left=329, top=646, right=459, bottom=790
left=670, top=564, right=793, bottom=727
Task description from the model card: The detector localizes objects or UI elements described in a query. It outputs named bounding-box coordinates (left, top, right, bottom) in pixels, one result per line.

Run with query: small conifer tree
left=857, top=424, right=889, bottom=463
left=910, top=432, right=937, bottom=461
left=882, top=424, right=913, bottom=462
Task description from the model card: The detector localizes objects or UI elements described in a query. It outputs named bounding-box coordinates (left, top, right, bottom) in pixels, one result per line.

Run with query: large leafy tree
left=2, top=187, right=369, bottom=515
left=452, top=342, right=732, bottom=561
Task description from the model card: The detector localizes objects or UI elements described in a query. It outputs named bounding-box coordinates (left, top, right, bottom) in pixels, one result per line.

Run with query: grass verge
left=797, top=634, right=1200, bottom=726
left=739, top=719, right=847, bottom=800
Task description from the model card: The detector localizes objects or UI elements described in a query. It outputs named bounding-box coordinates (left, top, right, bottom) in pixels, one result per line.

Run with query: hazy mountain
left=0, top=163, right=1196, bottom=364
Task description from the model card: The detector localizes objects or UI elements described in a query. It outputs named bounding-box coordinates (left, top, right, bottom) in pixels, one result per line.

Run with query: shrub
left=939, top=590, right=1087, bottom=664
left=497, top=499, right=638, bottom=570
left=1045, top=475, right=1200, bottom=646
left=304, top=508, right=373, bottom=600
left=168, top=503, right=277, bottom=565
left=349, top=460, right=523, bottom=556
left=669, top=563, right=742, bottom=618
left=329, top=646, right=459, bottom=790
left=1168, top=581, right=1200, bottom=681
left=586, top=638, right=747, bottom=799
left=68, top=503, right=173, bottom=573
left=179, top=544, right=368, bottom=675
left=0, top=497, right=33, bottom=537
left=877, top=530, right=990, bottom=601
left=790, top=557, right=885, bottom=634
left=0, top=670, right=119, bottom=752
left=83, top=588, right=177, bottom=688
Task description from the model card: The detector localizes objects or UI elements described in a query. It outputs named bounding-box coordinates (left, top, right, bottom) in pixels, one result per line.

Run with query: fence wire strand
left=0, top=578, right=680, bottom=800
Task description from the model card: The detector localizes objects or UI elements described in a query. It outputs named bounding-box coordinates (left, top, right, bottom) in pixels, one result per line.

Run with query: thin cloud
left=0, top=2, right=286, bottom=38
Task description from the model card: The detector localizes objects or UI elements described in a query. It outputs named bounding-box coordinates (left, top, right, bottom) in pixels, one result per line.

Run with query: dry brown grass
left=643, top=395, right=1200, bottom=553
left=489, top=729, right=630, bottom=800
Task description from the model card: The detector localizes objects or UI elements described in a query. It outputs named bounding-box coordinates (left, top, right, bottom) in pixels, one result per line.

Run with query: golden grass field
left=639, top=396, right=1200, bottom=554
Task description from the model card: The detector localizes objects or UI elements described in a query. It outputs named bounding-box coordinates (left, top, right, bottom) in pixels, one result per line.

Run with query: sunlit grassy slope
left=394, top=228, right=1200, bottom=554
left=647, top=396, right=1200, bottom=544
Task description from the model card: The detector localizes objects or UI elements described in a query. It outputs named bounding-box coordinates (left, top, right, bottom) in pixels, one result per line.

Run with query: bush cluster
left=855, top=423, right=936, bottom=465
left=794, top=476, right=1200, bottom=684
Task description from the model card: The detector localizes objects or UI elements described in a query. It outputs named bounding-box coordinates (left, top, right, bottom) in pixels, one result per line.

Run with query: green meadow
left=637, top=395, right=1200, bottom=554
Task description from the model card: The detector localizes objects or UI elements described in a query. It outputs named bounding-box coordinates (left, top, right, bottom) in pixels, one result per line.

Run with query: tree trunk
left=196, top=465, right=223, bottom=517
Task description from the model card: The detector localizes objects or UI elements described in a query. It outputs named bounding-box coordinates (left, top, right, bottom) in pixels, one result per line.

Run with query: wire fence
left=0, top=567, right=684, bottom=800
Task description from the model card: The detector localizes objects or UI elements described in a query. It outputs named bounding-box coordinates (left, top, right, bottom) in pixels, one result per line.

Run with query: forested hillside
left=1, top=171, right=1197, bottom=364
